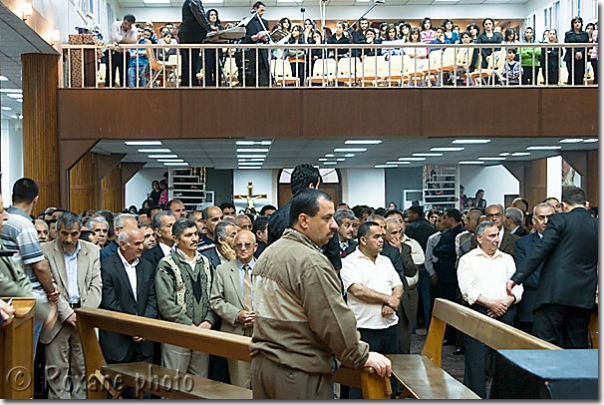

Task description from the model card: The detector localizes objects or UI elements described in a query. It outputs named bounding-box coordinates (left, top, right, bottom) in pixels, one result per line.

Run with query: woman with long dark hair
left=539, top=29, right=560, bottom=84
left=283, top=25, right=307, bottom=84
left=204, top=8, right=224, bottom=86
left=520, top=27, right=541, bottom=85
left=476, top=18, right=503, bottom=68
left=564, top=16, right=589, bottom=85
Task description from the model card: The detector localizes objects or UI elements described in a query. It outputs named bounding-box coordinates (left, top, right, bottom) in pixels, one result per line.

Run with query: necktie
left=340, top=243, right=348, bottom=258
left=243, top=264, right=252, bottom=311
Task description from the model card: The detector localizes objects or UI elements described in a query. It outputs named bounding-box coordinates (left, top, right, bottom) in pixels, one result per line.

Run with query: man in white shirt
left=341, top=221, right=403, bottom=399
left=105, top=14, right=138, bottom=87
left=457, top=220, right=523, bottom=398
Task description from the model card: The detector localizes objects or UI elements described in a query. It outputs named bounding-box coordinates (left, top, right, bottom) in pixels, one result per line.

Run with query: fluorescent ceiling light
left=334, top=148, right=367, bottom=153
left=345, top=140, right=382, bottom=145
left=236, top=148, right=269, bottom=153
left=323, top=162, right=338, bottom=165
left=386, top=161, right=411, bottom=165
left=478, top=157, right=506, bottom=161
left=1, top=107, right=11, bottom=111
left=164, top=162, right=189, bottom=166
left=0, top=76, right=7, bottom=81
left=459, top=161, right=484, bottom=165
left=238, top=158, right=264, bottom=162
left=7, top=94, right=23, bottom=99
left=512, top=152, right=531, bottom=156
left=325, top=154, right=335, bottom=158
left=398, top=157, right=426, bottom=162
left=125, top=141, right=162, bottom=146
left=318, top=158, right=328, bottom=161
left=559, top=138, right=583, bottom=143
left=239, top=162, right=263, bottom=166
left=344, top=154, right=355, bottom=158
left=336, top=158, right=346, bottom=162
left=375, top=164, right=398, bottom=168
left=239, top=167, right=261, bottom=170
left=149, top=154, right=178, bottom=159
left=526, top=146, right=561, bottom=151
left=413, top=153, right=443, bottom=157
left=452, top=139, right=490, bottom=144
left=139, top=148, right=171, bottom=153
left=430, top=147, right=465, bottom=152
left=237, top=154, right=266, bottom=159
left=143, top=0, right=170, bottom=3
left=236, top=140, right=272, bottom=146
left=499, top=153, right=510, bottom=156
left=583, top=139, right=598, bottom=143
left=157, top=159, right=184, bottom=163
left=16, top=99, right=22, bottom=103
left=0, top=89, right=22, bottom=93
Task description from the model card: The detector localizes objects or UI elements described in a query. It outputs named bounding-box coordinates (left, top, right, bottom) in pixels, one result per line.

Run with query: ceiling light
left=413, top=153, right=443, bottom=157
left=0, top=76, right=7, bottom=81
left=398, top=157, right=426, bottom=162
left=512, top=152, right=531, bottom=157
left=375, top=164, right=398, bottom=168
left=16, top=99, right=23, bottom=103
left=7, top=94, right=23, bottom=99
left=559, top=138, right=584, bottom=143
left=157, top=159, right=184, bottom=163
left=237, top=154, right=266, bottom=159
left=386, top=161, right=411, bottom=165
left=0, top=89, right=22, bottom=93
left=125, top=141, right=162, bottom=146
left=239, top=162, right=263, bottom=166
left=236, top=141, right=255, bottom=145
left=239, top=167, right=261, bottom=170
left=238, top=158, right=264, bottom=162
left=430, top=147, right=465, bottom=152
left=143, top=0, right=170, bottom=3
left=318, top=158, right=328, bottom=161
left=583, top=139, right=598, bottom=143
left=323, top=162, right=337, bottom=165
left=526, top=146, right=561, bottom=151
left=334, top=148, right=367, bottom=153
left=164, top=162, right=189, bottom=166
left=459, top=161, right=484, bottom=165
left=344, top=140, right=382, bottom=145
left=236, top=148, right=269, bottom=153
left=336, top=158, right=345, bottom=162
left=499, top=152, right=510, bottom=156
left=22, top=2, right=33, bottom=20
left=344, top=154, right=355, bottom=158
left=452, top=139, right=490, bottom=144
left=139, top=148, right=171, bottom=153
left=325, top=154, right=335, bottom=158
left=478, top=157, right=506, bottom=161
left=148, top=154, right=178, bottom=159
left=1, top=107, right=11, bottom=111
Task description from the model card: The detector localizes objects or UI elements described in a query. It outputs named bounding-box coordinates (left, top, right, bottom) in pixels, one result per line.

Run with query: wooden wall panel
left=586, top=149, right=598, bottom=207
left=22, top=54, right=61, bottom=210
left=101, top=164, right=123, bottom=213
left=69, top=152, right=98, bottom=213
left=524, top=159, right=547, bottom=209
left=540, top=88, right=598, bottom=137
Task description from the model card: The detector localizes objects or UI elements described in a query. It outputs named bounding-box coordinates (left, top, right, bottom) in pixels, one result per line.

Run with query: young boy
left=500, top=48, right=522, bottom=85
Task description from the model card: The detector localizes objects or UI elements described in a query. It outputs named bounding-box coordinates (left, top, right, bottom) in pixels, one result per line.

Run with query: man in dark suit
left=251, top=216, right=269, bottom=259
left=504, top=207, right=528, bottom=237
left=179, top=0, right=216, bottom=86
left=244, top=1, right=271, bottom=86
left=507, top=187, right=598, bottom=348
left=513, top=202, right=555, bottom=335
left=471, top=204, right=519, bottom=258
left=99, top=227, right=157, bottom=384
left=142, top=211, right=175, bottom=272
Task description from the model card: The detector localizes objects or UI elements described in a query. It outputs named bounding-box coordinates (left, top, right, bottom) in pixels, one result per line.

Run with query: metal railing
left=60, top=42, right=598, bottom=89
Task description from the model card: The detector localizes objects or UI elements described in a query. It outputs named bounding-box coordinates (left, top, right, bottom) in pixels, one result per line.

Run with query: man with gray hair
left=41, top=211, right=102, bottom=399
left=458, top=220, right=523, bottom=398
left=85, top=216, right=109, bottom=247
left=471, top=204, right=519, bottom=258
left=142, top=210, right=175, bottom=272
left=504, top=207, right=527, bottom=237
left=334, top=208, right=356, bottom=258
left=213, top=221, right=239, bottom=264
left=100, top=213, right=138, bottom=261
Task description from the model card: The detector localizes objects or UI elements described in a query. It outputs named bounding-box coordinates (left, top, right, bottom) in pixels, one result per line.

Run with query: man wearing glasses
left=471, top=204, right=519, bottom=258
left=210, top=230, right=257, bottom=389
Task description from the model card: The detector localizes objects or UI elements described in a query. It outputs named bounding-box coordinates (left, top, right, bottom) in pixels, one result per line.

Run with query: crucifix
left=234, top=181, right=267, bottom=208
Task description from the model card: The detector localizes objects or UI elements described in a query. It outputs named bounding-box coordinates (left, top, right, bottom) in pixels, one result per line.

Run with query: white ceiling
left=91, top=136, right=599, bottom=170
left=118, top=0, right=528, bottom=7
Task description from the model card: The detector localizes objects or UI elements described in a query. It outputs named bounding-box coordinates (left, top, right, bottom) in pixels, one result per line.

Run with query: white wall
left=546, top=155, right=562, bottom=200
left=125, top=167, right=164, bottom=209
left=524, top=0, right=598, bottom=41
left=1, top=119, right=23, bottom=200
left=346, top=169, right=385, bottom=208
left=460, top=165, right=519, bottom=207
left=232, top=169, right=276, bottom=213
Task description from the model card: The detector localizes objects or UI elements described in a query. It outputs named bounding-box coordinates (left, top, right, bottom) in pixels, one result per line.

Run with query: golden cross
left=234, top=181, right=267, bottom=208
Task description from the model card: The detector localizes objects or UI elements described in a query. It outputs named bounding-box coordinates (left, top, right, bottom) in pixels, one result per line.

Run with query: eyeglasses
left=235, top=242, right=253, bottom=249
left=486, top=212, right=503, bottom=219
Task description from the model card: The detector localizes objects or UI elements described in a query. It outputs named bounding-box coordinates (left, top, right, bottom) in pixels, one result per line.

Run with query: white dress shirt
left=107, top=20, right=138, bottom=46
left=457, top=247, right=523, bottom=306
left=159, top=242, right=173, bottom=257
left=63, top=243, right=81, bottom=304
left=118, top=250, right=139, bottom=301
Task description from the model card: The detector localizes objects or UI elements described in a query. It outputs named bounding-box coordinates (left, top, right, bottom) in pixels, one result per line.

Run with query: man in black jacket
left=244, top=1, right=271, bottom=86
left=268, top=164, right=341, bottom=271
left=507, top=187, right=598, bottom=348
left=179, top=0, right=217, bottom=86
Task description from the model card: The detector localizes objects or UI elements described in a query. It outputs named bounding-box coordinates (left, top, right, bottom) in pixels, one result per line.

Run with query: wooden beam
left=59, top=139, right=98, bottom=208
left=559, top=151, right=588, bottom=177
left=97, top=153, right=125, bottom=182
left=121, top=163, right=146, bottom=186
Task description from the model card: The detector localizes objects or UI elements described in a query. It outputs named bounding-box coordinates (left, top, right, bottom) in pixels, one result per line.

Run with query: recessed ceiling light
left=236, top=141, right=255, bottom=145
left=499, top=152, right=510, bottom=156
left=149, top=154, right=178, bottom=158
left=526, top=146, right=561, bottom=151
left=125, top=141, right=162, bottom=146
left=164, top=162, right=189, bottom=166
left=7, top=94, right=23, bottom=99
left=1, top=107, right=11, bottom=111
left=238, top=158, right=264, bottom=162
left=235, top=140, right=272, bottom=146
left=325, top=154, right=335, bottom=158
left=512, top=152, right=531, bottom=157
left=452, top=139, right=490, bottom=144
left=336, top=158, right=345, bottom=162
left=375, top=164, right=398, bottom=168
left=239, top=162, right=263, bottom=166
left=413, top=153, right=443, bottom=157
left=334, top=148, right=367, bottom=153
left=236, top=148, right=269, bottom=153
left=386, top=161, right=411, bottom=165
left=318, top=158, right=328, bottom=162
left=143, top=0, right=170, bottom=3
left=323, top=162, right=338, bottom=165
left=16, top=99, right=22, bottom=103
left=0, top=89, right=22, bottom=93
left=430, top=147, right=465, bottom=152
left=344, top=154, right=355, bottom=158
left=459, top=161, right=484, bottom=165
left=583, top=139, right=598, bottom=143
left=237, top=154, right=266, bottom=159
left=478, top=157, right=506, bottom=161
left=345, top=140, right=382, bottom=145
left=559, top=139, right=584, bottom=143
left=157, top=159, right=184, bottom=163
left=0, top=76, right=7, bottom=81
left=239, top=167, right=261, bottom=170
left=398, top=157, right=426, bottom=161
left=139, top=148, right=171, bottom=153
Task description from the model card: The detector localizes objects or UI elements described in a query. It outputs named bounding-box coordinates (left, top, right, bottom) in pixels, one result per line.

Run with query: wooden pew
left=76, top=307, right=392, bottom=399
left=388, top=298, right=561, bottom=399
left=0, top=298, right=37, bottom=399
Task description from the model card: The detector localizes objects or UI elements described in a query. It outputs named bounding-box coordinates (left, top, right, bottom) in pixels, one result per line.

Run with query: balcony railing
left=61, top=42, right=597, bottom=89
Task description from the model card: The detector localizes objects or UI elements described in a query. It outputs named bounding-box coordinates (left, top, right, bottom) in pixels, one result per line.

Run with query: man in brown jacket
left=250, top=188, right=391, bottom=399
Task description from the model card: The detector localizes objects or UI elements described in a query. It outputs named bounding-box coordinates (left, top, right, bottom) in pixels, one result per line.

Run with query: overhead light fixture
left=51, top=30, right=60, bottom=45
left=413, top=153, right=443, bottom=157
left=148, top=154, right=178, bottom=159
left=237, top=154, right=266, bottom=159
left=16, top=99, right=23, bottom=103
left=336, top=158, right=345, bottom=162
left=1, top=107, right=11, bottom=111
left=239, top=167, right=261, bottom=170
left=238, top=158, right=264, bottom=162
left=334, top=148, right=367, bottom=153
left=318, top=158, right=328, bottom=161
left=7, top=94, right=23, bottom=99
left=512, top=152, right=531, bottom=157
left=559, top=138, right=584, bottom=143
left=0, top=76, right=7, bottom=81
left=22, top=1, right=33, bottom=20
left=143, top=0, right=170, bottom=3
left=452, top=139, right=490, bottom=144
left=235, top=140, right=272, bottom=146
left=583, top=138, right=598, bottom=143
left=386, top=161, right=411, bottom=165
left=125, top=141, right=162, bottom=146
left=236, top=148, right=269, bottom=153
left=478, top=157, right=506, bottom=161
left=375, top=164, right=398, bottom=168
left=325, top=154, right=335, bottom=158
left=139, top=148, right=171, bottom=153
left=239, top=162, right=263, bottom=166
left=0, top=89, right=22, bottom=93
left=344, top=140, right=382, bottom=145
left=344, top=154, right=355, bottom=158
left=398, top=157, right=426, bottom=162
left=157, top=159, right=184, bottom=163
left=430, top=147, right=465, bottom=152
left=526, top=146, right=561, bottom=151
left=499, top=152, right=510, bottom=156
left=164, top=162, right=189, bottom=166
left=458, top=161, right=484, bottom=165
left=323, top=162, right=338, bottom=165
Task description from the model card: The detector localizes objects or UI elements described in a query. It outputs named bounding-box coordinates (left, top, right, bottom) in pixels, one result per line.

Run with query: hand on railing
left=364, top=351, right=392, bottom=378
left=0, top=299, right=15, bottom=327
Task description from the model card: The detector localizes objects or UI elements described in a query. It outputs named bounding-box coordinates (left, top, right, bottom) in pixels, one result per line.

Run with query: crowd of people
left=0, top=167, right=597, bottom=399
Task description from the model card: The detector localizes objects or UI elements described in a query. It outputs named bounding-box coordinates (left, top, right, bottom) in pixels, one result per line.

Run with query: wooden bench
left=0, top=298, right=36, bottom=399
left=76, top=308, right=392, bottom=399
left=388, top=298, right=561, bottom=399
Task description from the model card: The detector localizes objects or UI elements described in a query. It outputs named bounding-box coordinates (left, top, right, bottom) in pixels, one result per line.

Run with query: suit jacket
left=511, top=226, right=528, bottom=237
left=99, top=252, right=158, bottom=362
left=40, top=239, right=102, bottom=344
left=514, top=232, right=542, bottom=323
left=433, top=224, right=465, bottom=284
left=142, top=243, right=166, bottom=273
left=511, top=208, right=598, bottom=311
left=380, top=243, right=417, bottom=321
left=470, top=230, right=519, bottom=258
left=209, top=259, right=249, bottom=335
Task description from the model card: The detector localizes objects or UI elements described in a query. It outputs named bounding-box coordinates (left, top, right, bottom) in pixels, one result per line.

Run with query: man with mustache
left=40, top=211, right=102, bottom=399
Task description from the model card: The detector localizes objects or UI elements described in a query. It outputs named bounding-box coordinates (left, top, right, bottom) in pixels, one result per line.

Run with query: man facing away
left=250, top=188, right=391, bottom=399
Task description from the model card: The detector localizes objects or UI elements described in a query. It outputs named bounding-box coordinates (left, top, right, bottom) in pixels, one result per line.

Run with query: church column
left=101, top=164, right=123, bottom=212
left=21, top=54, right=60, bottom=210
left=524, top=159, right=547, bottom=209
left=69, top=152, right=99, bottom=213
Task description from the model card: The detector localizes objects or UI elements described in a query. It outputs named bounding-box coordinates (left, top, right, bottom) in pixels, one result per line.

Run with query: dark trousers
left=204, top=49, right=220, bottom=87
left=566, top=58, right=586, bottom=85
left=416, top=266, right=433, bottom=330
left=463, top=304, right=516, bottom=399
left=522, top=65, right=538, bottom=85
left=290, top=62, right=306, bottom=84
left=106, top=343, right=153, bottom=399
left=349, top=325, right=399, bottom=399
left=181, top=47, right=201, bottom=87
left=533, top=304, right=592, bottom=348
left=105, top=50, right=129, bottom=87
